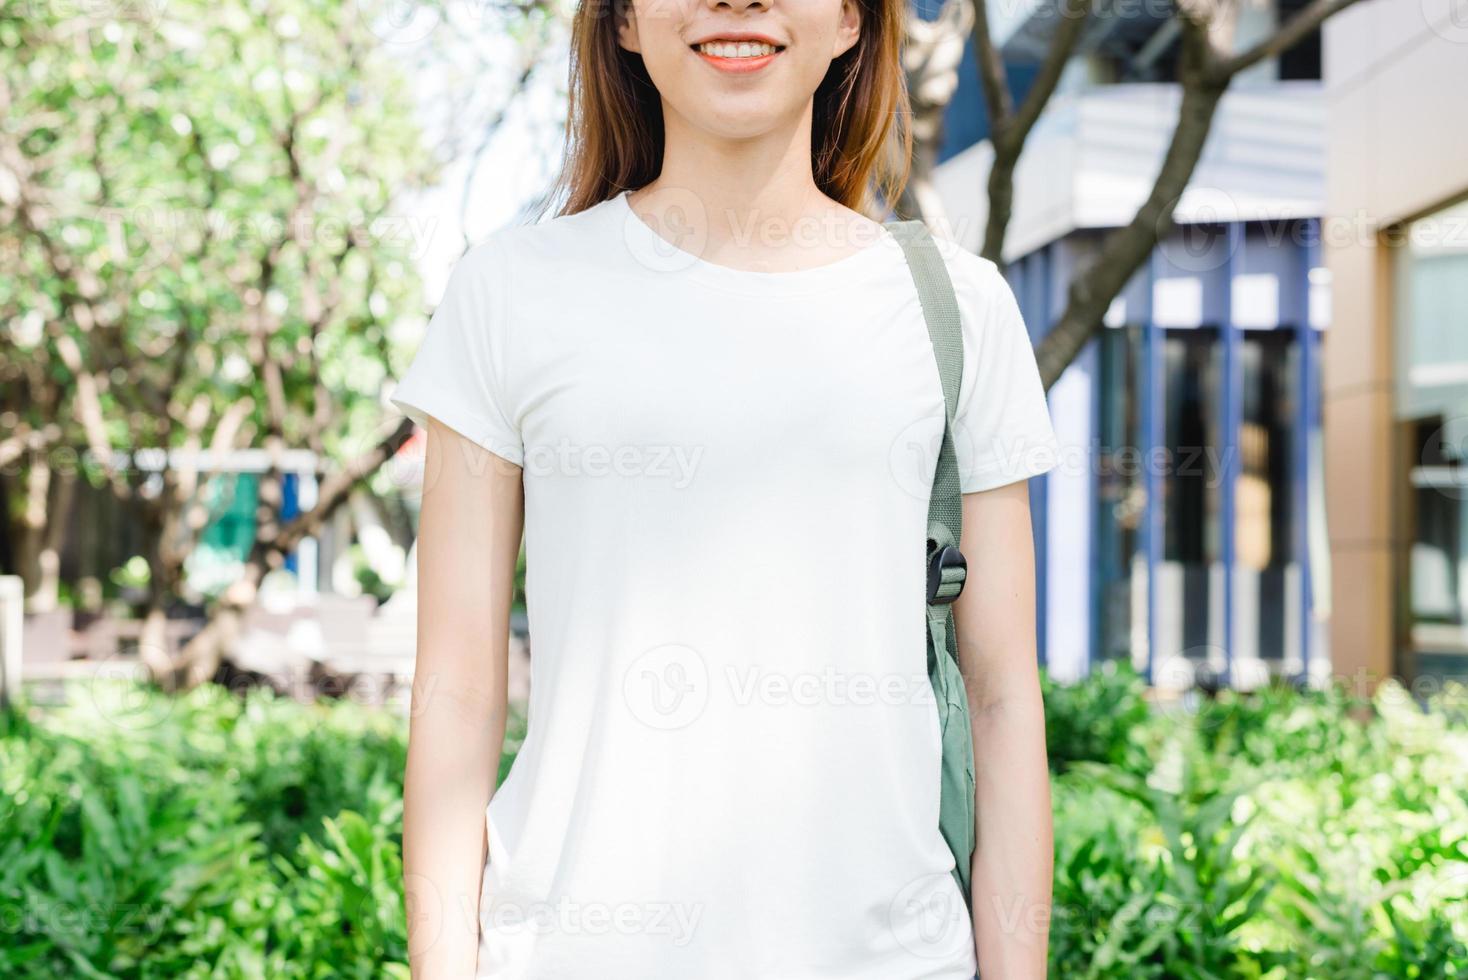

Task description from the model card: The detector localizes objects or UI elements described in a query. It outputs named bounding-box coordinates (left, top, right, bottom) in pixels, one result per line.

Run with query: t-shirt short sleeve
left=389, top=238, right=524, bottom=466
left=944, top=244, right=1061, bottom=493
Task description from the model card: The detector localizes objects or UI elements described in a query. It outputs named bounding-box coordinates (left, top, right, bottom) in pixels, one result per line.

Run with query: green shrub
left=0, top=682, right=417, bottom=978
left=2, top=673, right=1464, bottom=977
left=1042, top=658, right=1157, bottom=775
left=1046, top=674, right=1468, bottom=978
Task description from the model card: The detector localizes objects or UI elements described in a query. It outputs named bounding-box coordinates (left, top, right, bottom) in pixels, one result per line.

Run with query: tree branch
left=969, top=0, right=1012, bottom=129
left=1215, top=0, right=1365, bottom=80
left=1005, top=0, right=1091, bottom=152
left=1033, top=21, right=1226, bottom=388
left=262, top=417, right=417, bottom=564
left=980, top=0, right=1092, bottom=261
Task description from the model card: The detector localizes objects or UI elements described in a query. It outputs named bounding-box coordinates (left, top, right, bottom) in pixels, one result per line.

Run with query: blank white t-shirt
left=390, top=189, right=1059, bottom=980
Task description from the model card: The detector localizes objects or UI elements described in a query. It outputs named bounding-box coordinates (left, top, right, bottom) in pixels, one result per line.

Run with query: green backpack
left=885, top=217, right=977, bottom=910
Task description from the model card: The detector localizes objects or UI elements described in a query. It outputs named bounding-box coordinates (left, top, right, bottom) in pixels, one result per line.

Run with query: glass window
left=1394, top=199, right=1468, bottom=422
left=1095, top=323, right=1310, bottom=667
left=1396, top=199, right=1468, bottom=661
left=1094, top=326, right=1142, bottom=663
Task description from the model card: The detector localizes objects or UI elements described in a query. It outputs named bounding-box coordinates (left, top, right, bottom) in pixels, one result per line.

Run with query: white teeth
left=696, top=41, right=778, bottom=58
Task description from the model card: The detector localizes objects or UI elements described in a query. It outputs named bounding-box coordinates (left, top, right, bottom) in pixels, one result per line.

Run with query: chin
left=678, top=97, right=801, bottom=138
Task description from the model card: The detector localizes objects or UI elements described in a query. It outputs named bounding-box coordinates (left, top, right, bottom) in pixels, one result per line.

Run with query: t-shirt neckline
left=612, top=189, right=901, bottom=296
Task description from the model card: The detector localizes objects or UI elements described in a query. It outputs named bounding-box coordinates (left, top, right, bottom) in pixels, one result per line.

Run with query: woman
left=391, top=0, right=1059, bottom=975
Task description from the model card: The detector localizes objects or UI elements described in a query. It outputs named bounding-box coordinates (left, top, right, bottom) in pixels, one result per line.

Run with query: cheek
left=628, top=0, right=695, bottom=60
left=639, top=36, right=692, bottom=84
left=629, top=20, right=694, bottom=84
left=782, top=39, right=839, bottom=89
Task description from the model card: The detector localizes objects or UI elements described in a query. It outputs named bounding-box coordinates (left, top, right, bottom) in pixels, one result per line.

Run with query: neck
left=628, top=101, right=879, bottom=271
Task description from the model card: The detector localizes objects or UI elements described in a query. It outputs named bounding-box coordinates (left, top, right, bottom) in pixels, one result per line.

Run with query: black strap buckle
left=927, top=544, right=967, bottom=605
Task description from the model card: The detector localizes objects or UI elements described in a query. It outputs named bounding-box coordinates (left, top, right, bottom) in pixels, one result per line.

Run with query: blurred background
left=1, top=0, right=1466, bottom=976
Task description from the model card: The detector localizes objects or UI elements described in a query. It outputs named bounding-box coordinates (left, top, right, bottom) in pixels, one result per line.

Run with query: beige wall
left=1323, top=0, right=1468, bottom=691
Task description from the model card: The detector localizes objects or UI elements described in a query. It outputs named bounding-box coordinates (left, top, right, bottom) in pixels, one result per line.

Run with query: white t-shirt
left=390, top=189, right=1059, bottom=980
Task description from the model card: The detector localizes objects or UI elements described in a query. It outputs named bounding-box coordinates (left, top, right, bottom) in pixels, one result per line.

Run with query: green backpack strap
left=886, top=217, right=978, bottom=912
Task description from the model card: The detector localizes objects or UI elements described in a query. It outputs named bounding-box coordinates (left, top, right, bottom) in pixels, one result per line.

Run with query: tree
left=939, top=0, right=1366, bottom=387
left=895, top=0, right=975, bottom=223
left=0, top=0, right=433, bottom=686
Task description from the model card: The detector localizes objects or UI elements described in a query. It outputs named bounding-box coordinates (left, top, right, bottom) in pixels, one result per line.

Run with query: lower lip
left=693, top=47, right=781, bottom=75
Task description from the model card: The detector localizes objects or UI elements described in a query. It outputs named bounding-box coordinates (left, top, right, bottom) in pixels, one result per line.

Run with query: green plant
left=260, top=803, right=410, bottom=979
left=1042, top=658, right=1157, bottom=776
left=1052, top=742, right=1283, bottom=979
left=1044, top=672, right=1468, bottom=978
left=4, top=668, right=1465, bottom=977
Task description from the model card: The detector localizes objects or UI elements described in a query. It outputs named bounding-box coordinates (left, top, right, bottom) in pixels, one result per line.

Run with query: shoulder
left=919, top=230, right=1025, bottom=347
left=448, top=198, right=617, bottom=293
left=925, top=231, right=1008, bottom=300
left=489, top=197, right=618, bottom=267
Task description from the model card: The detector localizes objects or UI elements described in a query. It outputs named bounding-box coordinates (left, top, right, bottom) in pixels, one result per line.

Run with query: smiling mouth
left=690, top=40, right=786, bottom=60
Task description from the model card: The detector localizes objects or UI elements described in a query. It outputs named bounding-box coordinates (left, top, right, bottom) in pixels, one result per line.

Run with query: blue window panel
left=282, top=472, right=300, bottom=575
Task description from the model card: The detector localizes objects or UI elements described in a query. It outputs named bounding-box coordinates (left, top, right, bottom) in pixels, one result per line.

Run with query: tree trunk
left=1034, top=76, right=1227, bottom=389
left=138, top=603, right=177, bottom=690
left=8, top=436, right=72, bottom=613
left=34, top=468, right=73, bottom=613
left=137, top=497, right=187, bottom=689
left=14, top=452, right=50, bottom=610
left=894, top=0, right=972, bottom=225
left=179, top=559, right=265, bottom=690
left=981, top=139, right=1017, bottom=265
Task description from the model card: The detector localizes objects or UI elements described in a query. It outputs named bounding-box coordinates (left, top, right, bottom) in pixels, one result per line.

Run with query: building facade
left=930, top=4, right=1334, bottom=691
left=1322, top=0, right=1468, bottom=690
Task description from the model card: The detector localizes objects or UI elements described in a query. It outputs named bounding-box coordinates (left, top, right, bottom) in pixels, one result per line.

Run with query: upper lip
left=689, top=31, right=785, bottom=48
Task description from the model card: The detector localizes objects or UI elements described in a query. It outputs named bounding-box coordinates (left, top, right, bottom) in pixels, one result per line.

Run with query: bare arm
left=403, top=417, right=524, bottom=978
left=953, top=479, right=1053, bottom=979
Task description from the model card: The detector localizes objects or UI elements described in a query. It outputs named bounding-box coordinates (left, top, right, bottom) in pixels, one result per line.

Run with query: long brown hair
left=538, top=0, right=913, bottom=221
